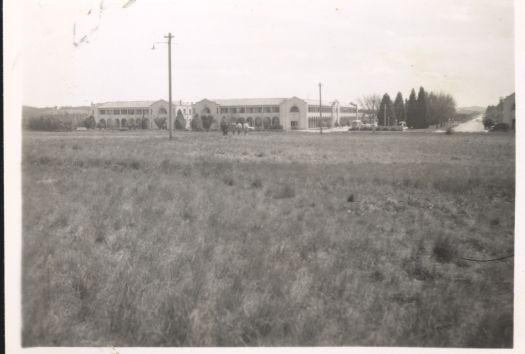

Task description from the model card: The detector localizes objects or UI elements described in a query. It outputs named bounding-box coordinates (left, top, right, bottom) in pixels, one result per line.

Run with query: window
left=99, top=109, right=106, bottom=115
left=183, top=109, right=186, bottom=114
left=113, top=109, right=120, bottom=115
left=121, top=109, right=128, bottom=115
left=272, top=106, right=280, bottom=113
left=256, top=107, right=262, bottom=113
left=231, top=107, right=237, bottom=113
left=239, top=107, right=245, bottom=113
left=290, top=106, right=299, bottom=113
left=247, top=107, right=254, bottom=113
left=220, top=107, right=228, bottom=114
left=189, top=109, right=192, bottom=114
left=263, top=107, right=271, bottom=113
left=128, top=109, right=134, bottom=115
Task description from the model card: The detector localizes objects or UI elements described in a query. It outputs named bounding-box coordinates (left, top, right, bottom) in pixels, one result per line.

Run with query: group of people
left=220, top=121, right=250, bottom=136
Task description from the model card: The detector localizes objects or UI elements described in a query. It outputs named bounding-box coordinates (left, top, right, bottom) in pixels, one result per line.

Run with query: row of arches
left=97, top=118, right=151, bottom=129
left=220, top=116, right=281, bottom=129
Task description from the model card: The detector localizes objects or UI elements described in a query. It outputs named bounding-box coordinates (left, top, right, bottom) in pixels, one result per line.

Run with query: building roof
left=210, top=98, right=287, bottom=106
left=97, top=101, right=156, bottom=108
left=304, top=99, right=337, bottom=106
left=96, top=99, right=191, bottom=108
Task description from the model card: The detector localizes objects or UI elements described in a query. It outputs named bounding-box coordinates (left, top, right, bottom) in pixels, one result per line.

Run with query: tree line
left=360, top=87, right=457, bottom=128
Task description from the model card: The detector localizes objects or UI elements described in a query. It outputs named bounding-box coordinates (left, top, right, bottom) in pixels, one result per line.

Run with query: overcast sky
left=22, top=0, right=514, bottom=107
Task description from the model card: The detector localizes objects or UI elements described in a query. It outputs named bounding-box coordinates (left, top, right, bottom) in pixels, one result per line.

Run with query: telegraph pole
left=165, top=32, right=174, bottom=140
left=319, top=82, right=323, bottom=134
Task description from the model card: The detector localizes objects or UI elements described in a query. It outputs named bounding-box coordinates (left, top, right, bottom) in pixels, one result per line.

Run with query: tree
left=427, top=92, right=456, bottom=127
left=175, top=110, right=186, bottom=130
left=377, top=93, right=396, bottom=126
left=393, top=92, right=406, bottom=125
left=201, top=115, right=214, bottom=131
left=84, top=116, right=96, bottom=129
left=154, top=117, right=167, bottom=129
left=357, top=94, right=381, bottom=123
left=483, top=99, right=503, bottom=128
left=415, top=87, right=429, bottom=129
left=406, top=89, right=418, bottom=128
left=190, top=114, right=203, bottom=131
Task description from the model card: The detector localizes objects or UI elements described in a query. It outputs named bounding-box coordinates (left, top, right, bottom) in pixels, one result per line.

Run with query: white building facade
left=93, top=100, right=193, bottom=129
left=192, top=97, right=356, bottom=131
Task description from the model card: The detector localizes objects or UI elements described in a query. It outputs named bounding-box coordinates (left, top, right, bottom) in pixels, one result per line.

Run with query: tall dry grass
left=22, top=130, right=514, bottom=347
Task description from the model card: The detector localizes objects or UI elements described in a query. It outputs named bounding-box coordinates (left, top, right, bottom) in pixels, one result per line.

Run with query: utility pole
left=152, top=33, right=175, bottom=139
left=319, top=82, right=323, bottom=134
left=165, top=32, right=174, bottom=140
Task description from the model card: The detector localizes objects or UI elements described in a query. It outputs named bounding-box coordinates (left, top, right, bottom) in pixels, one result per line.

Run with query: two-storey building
left=192, top=97, right=355, bottom=131
left=94, top=100, right=193, bottom=129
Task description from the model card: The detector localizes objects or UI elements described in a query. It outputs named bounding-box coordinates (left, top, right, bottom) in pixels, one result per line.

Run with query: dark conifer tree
left=393, top=92, right=406, bottom=126
left=416, top=87, right=429, bottom=128
left=406, top=89, right=418, bottom=128
left=175, top=109, right=186, bottom=130
left=377, top=93, right=396, bottom=126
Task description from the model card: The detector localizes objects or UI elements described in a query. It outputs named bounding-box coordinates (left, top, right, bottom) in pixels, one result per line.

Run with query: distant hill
left=457, top=106, right=485, bottom=114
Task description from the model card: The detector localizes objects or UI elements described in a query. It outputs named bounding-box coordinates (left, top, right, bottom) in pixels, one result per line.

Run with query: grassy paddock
left=22, top=130, right=514, bottom=347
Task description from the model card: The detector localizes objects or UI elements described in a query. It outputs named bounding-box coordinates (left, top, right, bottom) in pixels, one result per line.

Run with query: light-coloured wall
left=192, top=97, right=356, bottom=131
left=94, top=100, right=193, bottom=129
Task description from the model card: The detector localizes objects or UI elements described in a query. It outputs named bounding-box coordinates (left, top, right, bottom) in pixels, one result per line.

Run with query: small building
left=192, top=97, right=356, bottom=131
left=93, top=100, right=193, bottom=129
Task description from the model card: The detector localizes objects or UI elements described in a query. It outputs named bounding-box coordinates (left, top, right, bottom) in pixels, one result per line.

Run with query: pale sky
left=21, top=0, right=514, bottom=107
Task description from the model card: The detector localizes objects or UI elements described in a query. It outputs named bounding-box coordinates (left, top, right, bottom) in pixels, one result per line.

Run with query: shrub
left=201, top=115, right=215, bottom=131
left=432, top=237, right=457, bottom=264
left=483, top=118, right=495, bottom=129
left=175, top=111, right=186, bottom=130
left=191, top=115, right=203, bottom=131
left=84, top=116, right=96, bottom=129
left=446, top=127, right=454, bottom=135
left=154, top=117, right=167, bottom=130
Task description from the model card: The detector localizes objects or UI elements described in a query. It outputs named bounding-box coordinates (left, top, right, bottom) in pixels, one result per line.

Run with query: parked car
left=351, top=120, right=363, bottom=129
left=490, top=123, right=510, bottom=132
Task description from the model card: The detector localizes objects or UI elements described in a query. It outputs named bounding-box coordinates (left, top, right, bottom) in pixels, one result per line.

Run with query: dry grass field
left=22, top=130, right=515, bottom=347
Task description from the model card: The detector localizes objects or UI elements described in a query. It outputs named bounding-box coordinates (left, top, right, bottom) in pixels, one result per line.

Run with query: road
left=453, top=114, right=486, bottom=132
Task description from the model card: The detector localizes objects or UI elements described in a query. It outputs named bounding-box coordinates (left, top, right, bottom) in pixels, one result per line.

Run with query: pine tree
left=175, top=109, right=186, bottom=130
left=377, top=93, right=396, bottom=126
left=416, top=87, right=429, bottom=128
left=190, top=115, right=203, bottom=131
left=406, top=89, right=418, bottom=128
left=393, top=92, right=406, bottom=126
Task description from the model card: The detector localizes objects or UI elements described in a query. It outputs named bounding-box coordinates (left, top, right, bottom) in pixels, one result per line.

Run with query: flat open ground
left=22, top=130, right=515, bottom=347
